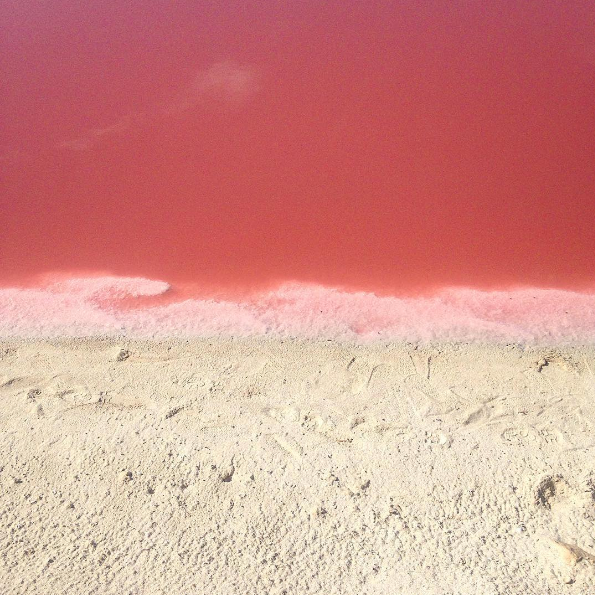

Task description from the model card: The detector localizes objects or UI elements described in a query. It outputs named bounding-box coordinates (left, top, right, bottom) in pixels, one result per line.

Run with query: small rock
left=118, top=470, right=133, bottom=483
left=438, top=433, right=451, bottom=446
left=116, top=349, right=130, bottom=362
left=220, top=467, right=235, bottom=483
left=27, top=389, right=41, bottom=401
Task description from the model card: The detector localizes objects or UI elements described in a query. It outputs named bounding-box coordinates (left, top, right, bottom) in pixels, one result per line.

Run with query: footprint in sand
left=534, top=473, right=595, bottom=584
left=535, top=475, right=570, bottom=510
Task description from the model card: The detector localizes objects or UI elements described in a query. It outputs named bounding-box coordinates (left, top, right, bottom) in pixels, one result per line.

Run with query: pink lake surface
left=1, top=1, right=594, bottom=340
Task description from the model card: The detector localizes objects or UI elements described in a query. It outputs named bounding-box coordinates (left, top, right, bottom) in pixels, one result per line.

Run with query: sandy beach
left=3, top=0, right=593, bottom=592
left=1, top=338, right=594, bottom=593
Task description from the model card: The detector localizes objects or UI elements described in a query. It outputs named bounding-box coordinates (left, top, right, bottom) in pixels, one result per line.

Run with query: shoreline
left=3, top=335, right=595, bottom=350
left=2, top=277, right=595, bottom=344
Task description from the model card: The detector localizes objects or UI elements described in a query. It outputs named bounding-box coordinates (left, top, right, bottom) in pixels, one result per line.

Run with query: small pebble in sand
left=118, top=471, right=133, bottom=483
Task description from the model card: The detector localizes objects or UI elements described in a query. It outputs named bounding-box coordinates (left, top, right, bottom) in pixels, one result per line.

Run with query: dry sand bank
left=1, top=338, right=595, bottom=594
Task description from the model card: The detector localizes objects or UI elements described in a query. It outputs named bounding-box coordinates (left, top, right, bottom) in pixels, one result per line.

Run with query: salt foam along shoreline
left=0, top=276, right=594, bottom=343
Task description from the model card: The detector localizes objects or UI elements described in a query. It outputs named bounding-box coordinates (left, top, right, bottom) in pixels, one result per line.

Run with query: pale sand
left=1, top=339, right=594, bottom=594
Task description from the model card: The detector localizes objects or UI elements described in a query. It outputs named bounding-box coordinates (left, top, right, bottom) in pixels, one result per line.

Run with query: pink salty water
left=1, top=1, right=594, bottom=341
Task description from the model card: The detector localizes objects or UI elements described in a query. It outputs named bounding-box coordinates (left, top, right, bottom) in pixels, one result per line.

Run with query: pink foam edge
left=1, top=275, right=594, bottom=344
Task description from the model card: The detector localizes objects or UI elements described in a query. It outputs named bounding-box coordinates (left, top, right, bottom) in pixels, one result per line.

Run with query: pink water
left=1, top=1, right=594, bottom=341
